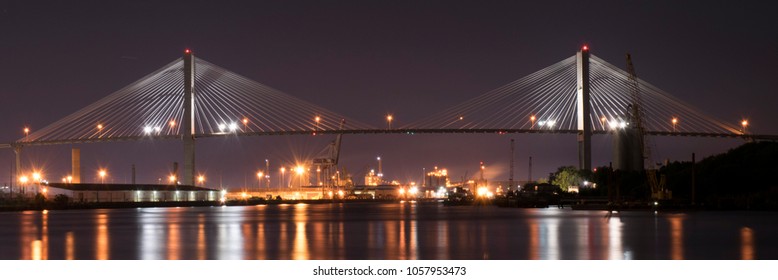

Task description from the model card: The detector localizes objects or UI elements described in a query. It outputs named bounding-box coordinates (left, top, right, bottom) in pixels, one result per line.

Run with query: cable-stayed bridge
left=6, top=47, right=775, bottom=185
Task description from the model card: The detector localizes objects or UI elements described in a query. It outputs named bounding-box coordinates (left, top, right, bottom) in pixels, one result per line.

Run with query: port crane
left=312, top=119, right=346, bottom=190
left=626, top=54, right=670, bottom=200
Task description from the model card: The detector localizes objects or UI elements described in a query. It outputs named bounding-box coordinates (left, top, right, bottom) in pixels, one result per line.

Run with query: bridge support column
left=13, top=145, right=21, bottom=190
left=576, top=47, right=592, bottom=171
left=183, top=50, right=196, bottom=186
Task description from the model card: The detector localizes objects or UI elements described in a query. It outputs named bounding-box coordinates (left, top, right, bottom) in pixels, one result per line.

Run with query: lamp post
left=98, top=169, right=107, bottom=184
left=97, top=124, right=104, bottom=138
left=530, top=115, right=536, bottom=129
left=386, top=114, right=393, bottom=129
left=600, top=116, right=607, bottom=130
left=257, top=171, right=263, bottom=191
left=672, top=117, right=678, bottom=132
left=741, top=119, right=748, bottom=134
left=280, top=167, right=286, bottom=189
left=198, top=175, right=205, bottom=186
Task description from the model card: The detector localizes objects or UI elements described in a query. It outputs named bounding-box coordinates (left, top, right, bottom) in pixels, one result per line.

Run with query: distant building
left=364, top=169, right=382, bottom=186
left=42, top=183, right=220, bottom=203
left=425, top=167, right=449, bottom=188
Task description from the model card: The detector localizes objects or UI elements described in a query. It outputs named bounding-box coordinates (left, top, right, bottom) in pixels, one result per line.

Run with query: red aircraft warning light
left=185, top=49, right=191, bottom=54
left=582, top=45, right=589, bottom=51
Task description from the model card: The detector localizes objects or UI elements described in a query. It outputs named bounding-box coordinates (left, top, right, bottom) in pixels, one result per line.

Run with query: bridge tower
left=183, top=50, right=196, bottom=186
left=576, top=46, right=592, bottom=171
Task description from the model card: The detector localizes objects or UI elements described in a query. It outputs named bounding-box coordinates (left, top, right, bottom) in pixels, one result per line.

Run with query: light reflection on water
left=1, top=203, right=776, bottom=260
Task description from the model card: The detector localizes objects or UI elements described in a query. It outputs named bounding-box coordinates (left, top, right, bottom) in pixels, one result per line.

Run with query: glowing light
left=409, top=187, right=419, bottom=195
left=169, top=120, right=176, bottom=127
left=32, top=172, right=41, bottom=181
left=19, top=176, right=29, bottom=184
left=228, top=122, right=239, bottom=132
left=582, top=45, right=589, bottom=51
left=295, top=166, right=304, bottom=175
left=315, top=116, right=320, bottom=123
left=218, top=124, right=226, bottom=131
left=672, top=117, right=678, bottom=124
left=143, top=126, right=153, bottom=134
left=185, top=49, right=191, bottom=54
left=337, top=190, right=344, bottom=197
left=168, top=175, right=177, bottom=183
left=154, top=126, right=161, bottom=132
left=98, top=169, right=107, bottom=184
left=24, top=127, right=30, bottom=134
left=97, top=124, right=103, bottom=130
left=386, top=114, right=394, bottom=129
left=242, top=118, right=249, bottom=125
left=197, top=175, right=205, bottom=183
left=257, top=172, right=263, bottom=178
left=459, top=116, right=464, bottom=120
left=241, top=192, right=248, bottom=199
left=399, top=188, right=406, bottom=195
left=741, top=120, right=748, bottom=127
left=530, top=115, right=536, bottom=121
left=545, top=120, right=556, bottom=127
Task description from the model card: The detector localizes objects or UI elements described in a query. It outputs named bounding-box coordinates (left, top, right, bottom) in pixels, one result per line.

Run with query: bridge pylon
left=183, top=50, right=195, bottom=186
left=576, top=46, right=592, bottom=171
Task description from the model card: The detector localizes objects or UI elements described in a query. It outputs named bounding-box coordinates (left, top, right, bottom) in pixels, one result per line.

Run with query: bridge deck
left=3, top=129, right=775, bottom=147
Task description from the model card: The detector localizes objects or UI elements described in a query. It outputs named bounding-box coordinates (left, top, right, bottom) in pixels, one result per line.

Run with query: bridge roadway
left=2, top=129, right=776, bottom=147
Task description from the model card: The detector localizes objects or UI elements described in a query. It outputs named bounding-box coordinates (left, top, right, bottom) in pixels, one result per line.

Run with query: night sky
left=1, top=1, right=776, bottom=189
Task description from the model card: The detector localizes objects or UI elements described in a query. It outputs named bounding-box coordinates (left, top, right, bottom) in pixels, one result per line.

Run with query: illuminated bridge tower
left=183, top=50, right=196, bottom=186
left=576, top=46, right=592, bottom=171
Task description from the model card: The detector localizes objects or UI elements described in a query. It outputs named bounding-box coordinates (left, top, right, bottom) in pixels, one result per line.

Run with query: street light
left=741, top=119, right=748, bottom=134
left=66, top=175, right=73, bottom=184
left=98, top=169, right=107, bottom=184
left=671, top=117, right=678, bottom=132
left=198, top=175, right=205, bottom=186
left=169, top=120, right=176, bottom=128
left=530, top=115, right=536, bottom=129
left=23, top=127, right=29, bottom=141
left=97, top=123, right=104, bottom=138
left=314, top=116, right=321, bottom=131
left=168, top=174, right=177, bottom=184
left=257, top=171, right=263, bottom=190
left=280, top=167, right=286, bottom=188
left=600, top=116, right=607, bottom=129
left=386, top=114, right=393, bottom=129
left=295, top=166, right=305, bottom=190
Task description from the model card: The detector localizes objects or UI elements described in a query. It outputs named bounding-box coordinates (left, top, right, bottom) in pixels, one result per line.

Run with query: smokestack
left=71, top=148, right=81, bottom=183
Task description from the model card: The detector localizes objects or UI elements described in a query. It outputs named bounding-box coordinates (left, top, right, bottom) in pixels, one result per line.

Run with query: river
left=0, top=201, right=775, bottom=260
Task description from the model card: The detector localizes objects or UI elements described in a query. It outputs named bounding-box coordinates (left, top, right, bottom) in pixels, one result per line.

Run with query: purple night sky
left=1, top=1, right=776, bottom=189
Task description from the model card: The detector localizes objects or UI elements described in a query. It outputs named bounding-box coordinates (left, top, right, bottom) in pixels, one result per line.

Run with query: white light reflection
left=215, top=207, right=244, bottom=259
left=292, top=204, right=309, bottom=260
left=608, top=217, right=624, bottom=260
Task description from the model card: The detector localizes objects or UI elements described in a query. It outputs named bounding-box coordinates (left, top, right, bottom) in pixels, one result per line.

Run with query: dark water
left=0, top=202, right=775, bottom=260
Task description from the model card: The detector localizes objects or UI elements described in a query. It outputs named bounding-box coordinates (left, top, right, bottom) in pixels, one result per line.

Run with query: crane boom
left=626, top=54, right=670, bottom=200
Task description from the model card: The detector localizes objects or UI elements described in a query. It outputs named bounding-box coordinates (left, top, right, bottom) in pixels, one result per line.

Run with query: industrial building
left=42, top=183, right=221, bottom=203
